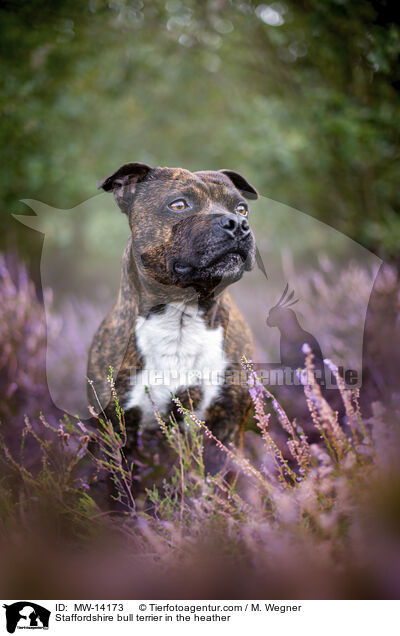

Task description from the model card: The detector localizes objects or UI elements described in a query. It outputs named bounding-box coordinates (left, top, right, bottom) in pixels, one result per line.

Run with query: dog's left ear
left=219, top=169, right=259, bottom=200
left=98, top=162, right=153, bottom=213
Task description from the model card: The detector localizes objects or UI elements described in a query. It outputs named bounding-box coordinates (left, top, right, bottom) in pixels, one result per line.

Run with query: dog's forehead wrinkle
left=154, top=166, right=196, bottom=183
left=156, top=167, right=228, bottom=193
left=136, top=167, right=243, bottom=209
left=138, top=170, right=209, bottom=198
left=198, top=176, right=242, bottom=203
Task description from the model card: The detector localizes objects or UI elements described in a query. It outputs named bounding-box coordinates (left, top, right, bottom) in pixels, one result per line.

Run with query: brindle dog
left=87, top=163, right=258, bottom=470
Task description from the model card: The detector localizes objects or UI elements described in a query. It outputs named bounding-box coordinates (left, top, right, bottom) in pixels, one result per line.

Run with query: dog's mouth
left=208, top=249, right=247, bottom=268
left=139, top=221, right=256, bottom=291
left=173, top=248, right=247, bottom=277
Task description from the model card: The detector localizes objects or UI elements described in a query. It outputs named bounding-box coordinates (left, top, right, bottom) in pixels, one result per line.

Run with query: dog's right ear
left=98, top=162, right=153, bottom=213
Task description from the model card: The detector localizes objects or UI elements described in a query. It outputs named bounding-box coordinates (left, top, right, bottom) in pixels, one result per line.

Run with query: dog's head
left=98, top=163, right=258, bottom=294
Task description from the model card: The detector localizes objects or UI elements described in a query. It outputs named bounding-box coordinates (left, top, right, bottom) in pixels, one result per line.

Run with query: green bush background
left=1, top=0, right=399, bottom=260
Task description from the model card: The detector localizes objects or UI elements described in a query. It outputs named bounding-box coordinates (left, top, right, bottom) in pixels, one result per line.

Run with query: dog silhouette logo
left=14, top=192, right=382, bottom=413
left=3, top=602, right=50, bottom=633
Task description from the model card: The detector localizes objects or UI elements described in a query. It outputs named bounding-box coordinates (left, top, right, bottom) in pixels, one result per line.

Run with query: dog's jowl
left=87, top=163, right=258, bottom=458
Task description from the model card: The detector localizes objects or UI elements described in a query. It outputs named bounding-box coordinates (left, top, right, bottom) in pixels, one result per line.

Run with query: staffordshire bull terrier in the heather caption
left=87, top=163, right=259, bottom=469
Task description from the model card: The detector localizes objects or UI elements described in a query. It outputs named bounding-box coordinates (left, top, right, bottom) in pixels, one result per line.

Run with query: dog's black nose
left=218, top=214, right=250, bottom=239
left=240, top=218, right=250, bottom=234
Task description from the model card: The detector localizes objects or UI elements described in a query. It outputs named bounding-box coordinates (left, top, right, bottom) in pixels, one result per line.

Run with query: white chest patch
left=124, top=303, right=227, bottom=428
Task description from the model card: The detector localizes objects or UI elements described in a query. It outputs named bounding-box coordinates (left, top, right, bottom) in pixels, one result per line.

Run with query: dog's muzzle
left=171, top=212, right=256, bottom=283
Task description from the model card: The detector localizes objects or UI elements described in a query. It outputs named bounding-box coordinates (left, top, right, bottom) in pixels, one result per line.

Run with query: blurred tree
left=1, top=0, right=399, bottom=260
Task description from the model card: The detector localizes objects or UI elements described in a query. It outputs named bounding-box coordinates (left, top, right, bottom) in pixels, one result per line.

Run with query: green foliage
left=88, top=368, right=137, bottom=511
left=1, top=1, right=400, bottom=258
left=0, top=413, right=100, bottom=541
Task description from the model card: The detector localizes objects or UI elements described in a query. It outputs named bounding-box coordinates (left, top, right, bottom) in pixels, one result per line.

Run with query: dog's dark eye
left=236, top=203, right=248, bottom=216
left=169, top=199, right=188, bottom=211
